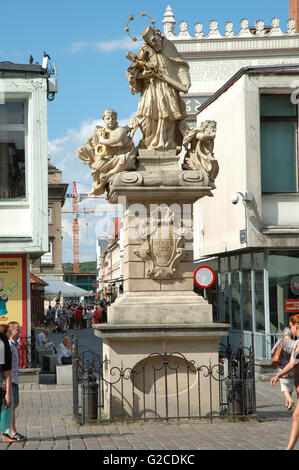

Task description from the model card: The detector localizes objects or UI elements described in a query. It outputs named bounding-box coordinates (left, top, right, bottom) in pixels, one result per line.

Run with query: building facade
left=0, top=62, right=50, bottom=336
left=195, top=65, right=299, bottom=359
left=163, top=4, right=299, bottom=127
left=161, top=3, right=299, bottom=359
left=31, top=159, right=68, bottom=280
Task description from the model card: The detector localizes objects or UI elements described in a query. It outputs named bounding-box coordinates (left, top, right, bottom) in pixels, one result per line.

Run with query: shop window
left=242, top=271, right=252, bottom=331
left=0, top=102, right=26, bottom=199
left=231, top=271, right=241, bottom=329
left=254, top=270, right=265, bottom=332
left=230, top=255, right=239, bottom=271
left=241, top=253, right=251, bottom=270
left=260, top=94, right=297, bottom=193
left=268, top=250, right=299, bottom=333
left=219, top=273, right=230, bottom=324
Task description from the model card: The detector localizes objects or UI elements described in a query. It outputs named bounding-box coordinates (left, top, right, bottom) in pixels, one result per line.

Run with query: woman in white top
left=57, top=337, right=72, bottom=365
left=271, top=327, right=295, bottom=409
left=271, top=313, right=299, bottom=450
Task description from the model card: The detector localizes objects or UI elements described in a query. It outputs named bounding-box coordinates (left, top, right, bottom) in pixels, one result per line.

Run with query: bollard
left=81, top=382, right=98, bottom=421
left=226, top=378, right=245, bottom=415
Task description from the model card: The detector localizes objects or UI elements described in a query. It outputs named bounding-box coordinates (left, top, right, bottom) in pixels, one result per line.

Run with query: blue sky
left=1, top=1, right=290, bottom=263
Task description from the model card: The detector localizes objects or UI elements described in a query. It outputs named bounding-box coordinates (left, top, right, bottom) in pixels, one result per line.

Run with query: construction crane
left=62, top=182, right=98, bottom=275
left=62, top=181, right=121, bottom=276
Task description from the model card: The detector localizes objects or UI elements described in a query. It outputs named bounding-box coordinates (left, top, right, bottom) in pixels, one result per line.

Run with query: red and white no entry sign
left=194, top=266, right=216, bottom=289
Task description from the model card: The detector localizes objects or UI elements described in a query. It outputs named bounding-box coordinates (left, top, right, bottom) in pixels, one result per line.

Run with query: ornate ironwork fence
left=72, top=334, right=256, bottom=424
left=18, top=333, right=37, bottom=369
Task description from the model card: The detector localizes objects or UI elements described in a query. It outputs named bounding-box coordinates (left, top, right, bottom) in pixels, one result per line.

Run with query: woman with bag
left=271, top=328, right=295, bottom=410
left=271, top=314, right=299, bottom=450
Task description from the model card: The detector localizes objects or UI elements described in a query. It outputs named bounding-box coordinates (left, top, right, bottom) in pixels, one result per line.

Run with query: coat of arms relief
left=133, top=205, right=192, bottom=279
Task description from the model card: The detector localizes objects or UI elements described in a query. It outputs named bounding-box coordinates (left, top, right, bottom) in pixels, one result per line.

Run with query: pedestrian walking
left=45, top=307, right=52, bottom=326
left=74, top=305, right=83, bottom=329
left=270, top=313, right=299, bottom=450
left=58, top=308, right=68, bottom=333
left=0, top=322, right=26, bottom=442
left=86, top=308, right=93, bottom=329
left=82, top=308, right=87, bottom=329
left=93, top=305, right=103, bottom=324
left=68, top=308, right=74, bottom=329
left=0, top=329, right=13, bottom=442
left=271, top=327, right=295, bottom=409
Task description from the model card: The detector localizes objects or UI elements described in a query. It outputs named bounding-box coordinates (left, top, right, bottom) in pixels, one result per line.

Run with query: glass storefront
left=195, top=249, right=299, bottom=359
left=268, top=250, right=299, bottom=332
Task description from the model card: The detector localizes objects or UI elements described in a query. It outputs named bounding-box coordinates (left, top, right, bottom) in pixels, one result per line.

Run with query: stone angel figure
left=182, top=120, right=219, bottom=183
left=77, top=109, right=137, bottom=196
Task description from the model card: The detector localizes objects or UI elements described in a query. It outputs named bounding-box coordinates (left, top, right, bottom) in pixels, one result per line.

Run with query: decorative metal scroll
left=72, top=334, right=256, bottom=425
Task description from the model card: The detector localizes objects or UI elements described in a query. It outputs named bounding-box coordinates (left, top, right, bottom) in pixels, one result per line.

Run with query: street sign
left=285, top=299, right=299, bottom=313
left=290, top=276, right=299, bottom=295
left=194, top=266, right=216, bottom=289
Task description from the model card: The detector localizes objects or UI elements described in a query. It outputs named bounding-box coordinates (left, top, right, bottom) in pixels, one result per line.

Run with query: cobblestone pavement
left=0, top=328, right=297, bottom=451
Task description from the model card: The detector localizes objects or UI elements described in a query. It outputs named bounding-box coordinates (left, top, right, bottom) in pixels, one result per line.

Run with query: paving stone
left=2, top=328, right=298, bottom=451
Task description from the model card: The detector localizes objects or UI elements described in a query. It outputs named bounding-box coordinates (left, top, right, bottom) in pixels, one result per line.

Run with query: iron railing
left=72, top=333, right=256, bottom=424
left=18, top=333, right=37, bottom=369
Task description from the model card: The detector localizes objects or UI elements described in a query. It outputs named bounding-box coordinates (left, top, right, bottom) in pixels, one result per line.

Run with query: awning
left=39, top=275, right=93, bottom=300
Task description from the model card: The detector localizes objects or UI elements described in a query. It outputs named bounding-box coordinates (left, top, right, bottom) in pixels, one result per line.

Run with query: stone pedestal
left=95, top=150, right=229, bottom=418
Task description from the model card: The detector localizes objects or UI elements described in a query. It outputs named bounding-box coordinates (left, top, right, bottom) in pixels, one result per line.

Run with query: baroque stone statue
left=182, top=120, right=219, bottom=183
left=78, top=109, right=137, bottom=196
left=126, top=26, right=191, bottom=152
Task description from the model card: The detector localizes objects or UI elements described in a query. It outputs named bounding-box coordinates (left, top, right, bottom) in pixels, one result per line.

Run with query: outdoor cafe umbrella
left=40, top=275, right=93, bottom=300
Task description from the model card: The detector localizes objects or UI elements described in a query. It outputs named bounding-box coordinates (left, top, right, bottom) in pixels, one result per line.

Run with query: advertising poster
left=0, top=254, right=27, bottom=334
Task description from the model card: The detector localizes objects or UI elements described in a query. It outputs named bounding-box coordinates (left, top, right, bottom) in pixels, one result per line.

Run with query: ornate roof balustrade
left=162, top=5, right=297, bottom=41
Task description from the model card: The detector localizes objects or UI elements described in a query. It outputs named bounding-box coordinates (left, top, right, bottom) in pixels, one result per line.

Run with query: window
left=268, top=250, right=299, bottom=333
left=260, top=94, right=297, bottom=193
left=0, top=102, right=26, bottom=199
left=48, top=208, right=53, bottom=224
left=41, top=240, right=53, bottom=265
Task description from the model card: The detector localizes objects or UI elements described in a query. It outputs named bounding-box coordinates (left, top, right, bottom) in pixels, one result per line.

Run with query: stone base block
left=107, top=291, right=213, bottom=325
left=42, top=354, right=57, bottom=373
left=56, top=365, right=72, bottom=385
left=94, top=323, right=229, bottom=419
left=18, top=368, right=41, bottom=384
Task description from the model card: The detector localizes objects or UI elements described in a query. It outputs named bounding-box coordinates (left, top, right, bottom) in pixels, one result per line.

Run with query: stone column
left=94, top=150, right=229, bottom=419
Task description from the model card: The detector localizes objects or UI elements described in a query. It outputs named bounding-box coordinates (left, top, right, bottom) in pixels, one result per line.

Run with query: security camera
left=230, top=192, right=239, bottom=205
left=230, top=191, right=253, bottom=205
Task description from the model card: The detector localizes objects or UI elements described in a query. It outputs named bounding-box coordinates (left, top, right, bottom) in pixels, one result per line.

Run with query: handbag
left=271, top=339, right=283, bottom=366
left=62, top=356, right=72, bottom=365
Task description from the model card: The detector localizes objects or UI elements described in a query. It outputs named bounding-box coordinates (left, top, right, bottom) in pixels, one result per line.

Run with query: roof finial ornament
left=162, top=5, right=176, bottom=37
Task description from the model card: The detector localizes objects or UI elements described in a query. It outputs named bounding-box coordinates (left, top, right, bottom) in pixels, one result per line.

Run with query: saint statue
left=126, top=26, right=191, bottom=152
left=78, top=109, right=137, bottom=196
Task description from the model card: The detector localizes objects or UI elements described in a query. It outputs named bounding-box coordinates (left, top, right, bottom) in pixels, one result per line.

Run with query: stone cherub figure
left=182, top=120, right=219, bottom=183
left=78, top=109, right=137, bottom=196
left=126, top=26, right=191, bottom=152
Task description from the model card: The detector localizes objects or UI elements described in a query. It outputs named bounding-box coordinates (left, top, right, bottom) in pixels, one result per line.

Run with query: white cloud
left=69, top=37, right=139, bottom=53
left=95, top=37, right=139, bottom=51
left=69, top=41, right=90, bottom=53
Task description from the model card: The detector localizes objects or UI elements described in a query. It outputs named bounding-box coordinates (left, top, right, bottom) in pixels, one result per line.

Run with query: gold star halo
left=124, top=11, right=156, bottom=42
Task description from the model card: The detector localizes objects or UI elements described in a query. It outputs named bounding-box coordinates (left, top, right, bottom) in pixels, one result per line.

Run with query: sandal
left=287, top=402, right=295, bottom=410
left=2, top=433, right=18, bottom=443
left=10, top=432, right=27, bottom=441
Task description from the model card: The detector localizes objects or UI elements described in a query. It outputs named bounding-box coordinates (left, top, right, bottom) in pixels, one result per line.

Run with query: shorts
left=280, top=377, right=294, bottom=393
left=12, top=383, right=19, bottom=407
